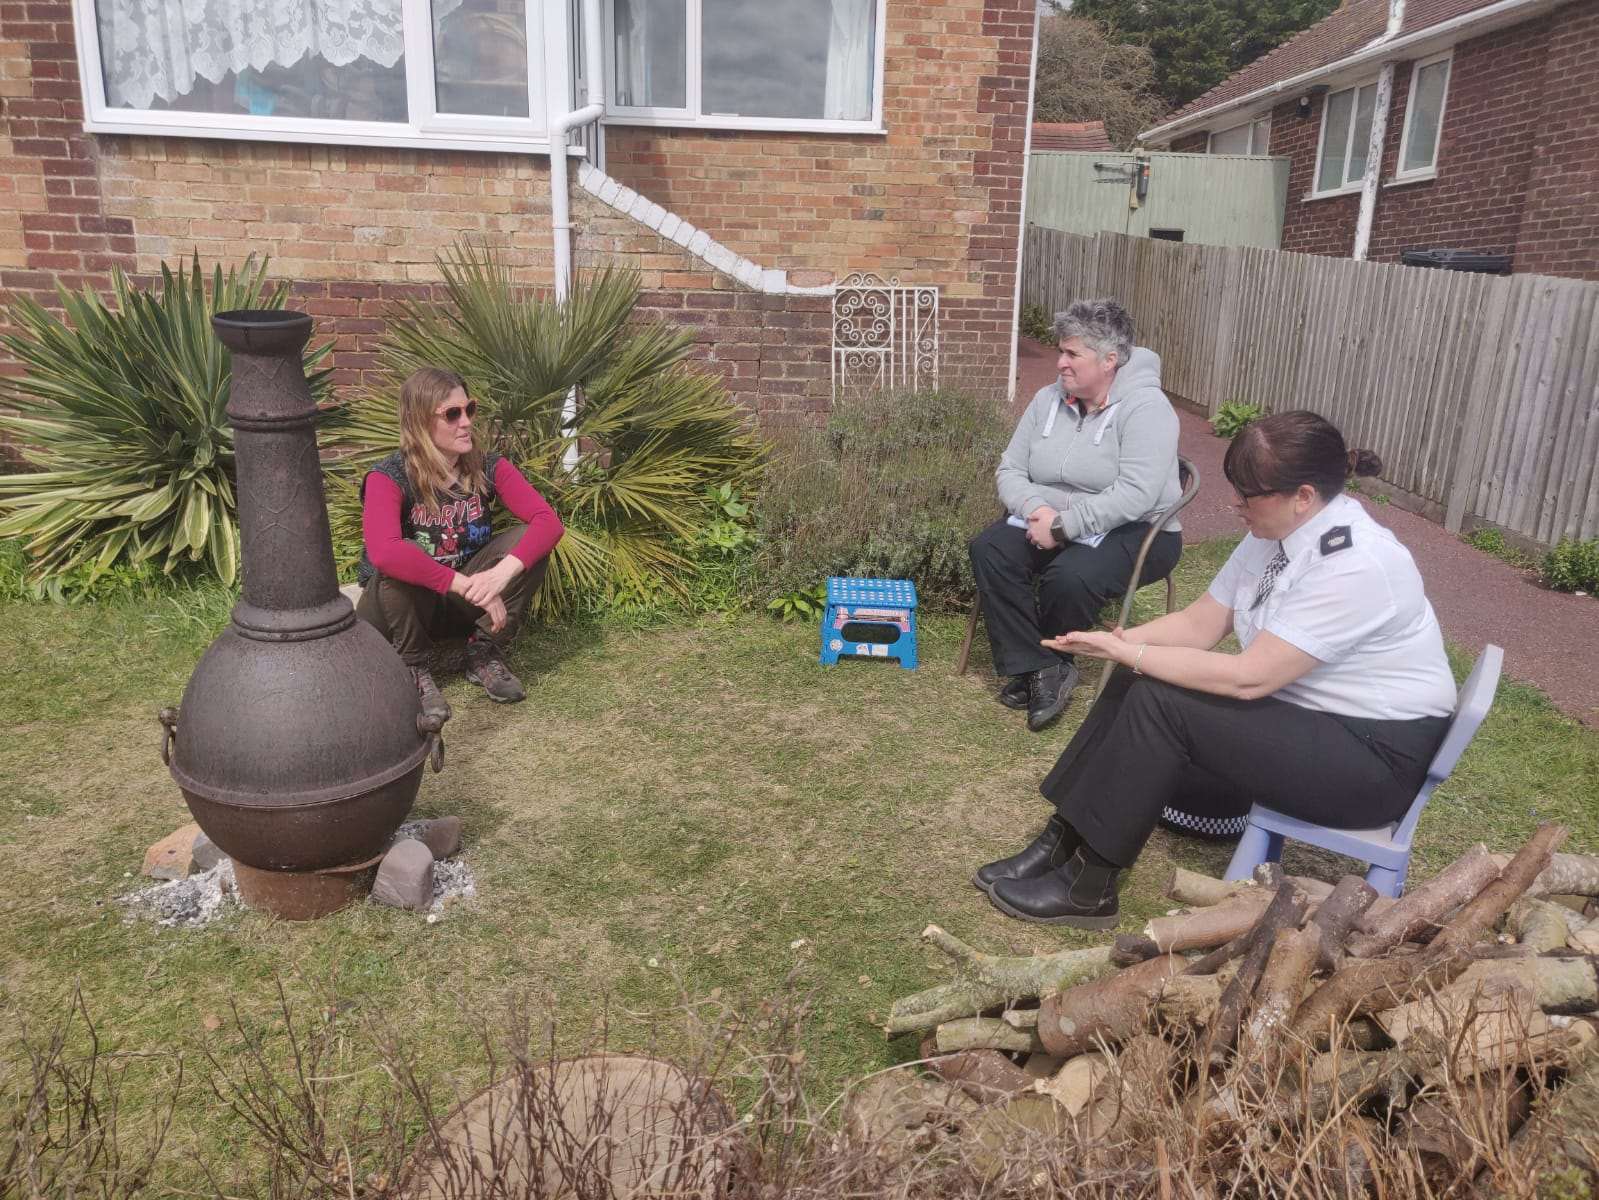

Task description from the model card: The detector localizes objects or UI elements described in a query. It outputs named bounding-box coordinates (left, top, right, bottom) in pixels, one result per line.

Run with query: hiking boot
left=987, top=849, right=1121, bottom=929
left=972, top=813, right=1082, bottom=894
left=996, top=675, right=1030, bottom=710
left=1026, top=661, right=1079, bottom=732
left=465, top=637, right=526, bottom=704
left=410, top=665, right=452, bottom=722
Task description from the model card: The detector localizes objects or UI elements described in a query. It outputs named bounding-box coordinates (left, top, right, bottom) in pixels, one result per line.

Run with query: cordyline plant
left=0, top=255, right=332, bottom=587
left=326, top=241, right=766, bottom=616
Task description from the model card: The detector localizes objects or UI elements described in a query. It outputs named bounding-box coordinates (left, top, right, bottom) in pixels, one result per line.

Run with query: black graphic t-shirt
left=356, top=450, right=503, bottom=585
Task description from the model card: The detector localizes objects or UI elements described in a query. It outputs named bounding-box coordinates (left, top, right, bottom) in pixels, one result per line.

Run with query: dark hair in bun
left=1224, top=410, right=1381, bottom=502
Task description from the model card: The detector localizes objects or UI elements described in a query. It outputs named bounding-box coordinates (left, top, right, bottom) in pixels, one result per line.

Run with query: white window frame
left=72, top=0, right=573, bottom=154
left=601, top=0, right=886, bottom=134
left=1393, top=51, right=1451, bottom=183
left=1206, top=114, right=1270, bottom=155
left=1310, top=78, right=1379, bottom=199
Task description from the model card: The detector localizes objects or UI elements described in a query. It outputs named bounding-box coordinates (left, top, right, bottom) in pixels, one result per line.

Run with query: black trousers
left=1040, top=671, right=1451, bottom=867
left=355, top=524, right=546, bottom=667
left=968, top=517, right=1182, bottom=677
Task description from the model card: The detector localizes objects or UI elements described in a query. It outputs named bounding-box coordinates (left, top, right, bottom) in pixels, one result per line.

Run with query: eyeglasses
left=436, top=401, right=477, bottom=424
left=1231, top=489, right=1286, bottom=511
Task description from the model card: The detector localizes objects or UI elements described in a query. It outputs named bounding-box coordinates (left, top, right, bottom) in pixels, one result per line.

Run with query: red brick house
left=1138, top=0, right=1597, bottom=280
left=0, top=0, right=1038, bottom=421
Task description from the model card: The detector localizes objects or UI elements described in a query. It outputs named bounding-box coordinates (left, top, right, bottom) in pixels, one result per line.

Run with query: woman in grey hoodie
left=969, top=298, right=1182, bottom=732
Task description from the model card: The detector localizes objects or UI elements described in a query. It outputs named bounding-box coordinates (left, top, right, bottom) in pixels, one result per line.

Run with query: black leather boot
left=996, top=675, right=1030, bottom=710
left=971, top=813, right=1081, bottom=894
left=987, top=848, right=1121, bottom=929
left=1026, top=661, right=1079, bottom=732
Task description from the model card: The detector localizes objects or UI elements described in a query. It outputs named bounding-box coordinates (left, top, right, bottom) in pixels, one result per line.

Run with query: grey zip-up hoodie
left=996, top=346, right=1182, bottom=542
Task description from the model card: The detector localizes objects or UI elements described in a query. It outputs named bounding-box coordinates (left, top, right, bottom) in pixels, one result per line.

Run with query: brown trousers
left=355, top=524, right=547, bottom=667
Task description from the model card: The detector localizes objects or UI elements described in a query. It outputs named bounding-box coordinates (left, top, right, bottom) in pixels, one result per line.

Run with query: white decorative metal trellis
left=832, top=273, right=939, bottom=398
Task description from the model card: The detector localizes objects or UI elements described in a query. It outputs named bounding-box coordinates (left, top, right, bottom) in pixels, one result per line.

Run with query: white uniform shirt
left=1206, top=494, right=1457, bottom=720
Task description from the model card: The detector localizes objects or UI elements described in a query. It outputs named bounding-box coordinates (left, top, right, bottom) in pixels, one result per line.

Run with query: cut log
left=1510, top=897, right=1577, bottom=954
left=1165, top=868, right=1260, bottom=908
left=1145, top=894, right=1272, bottom=954
left=884, top=929, right=1115, bottom=1034
left=925, top=1048, right=1034, bottom=1101
left=1307, top=875, right=1379, bottom=972
left=1347, top=843, right=1498, bottom=956
left=1033, top=1051, right=1112, bottom=1116
left=934, top=1018, right=1045, bottom=1055
left=1208, top=881, right=1311, bottom=1062
left=1433, top=823, right=1567, bottom=956
left=1110, top=933, right=1161, bottom=966
left=1485, top=1026, right=1599, bottom=1193
left=1448, top=955, right=1599, bottom=1015
left=1183, top=930, right=1253, bottom=977
left=1036, top=953, right=1185, bottom=1057
left=1154, top=969, right=1238, bottom=1028
left=1571, top=924, right=1599, bottom=955
left=1490, top=851, right=1599, bottom=899
left=1245, top=925, right=1323, bottom=1047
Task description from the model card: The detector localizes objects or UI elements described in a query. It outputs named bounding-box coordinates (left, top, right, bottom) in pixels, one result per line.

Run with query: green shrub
left=324, top=243, right=766, bottom=618
left=1210, top=400, right=1263, bottom=440
left=755, top=384, right=1011, bottom=612
left=1543, top=537, right=1599, bottom=594
left=1465, top=526, right=1537, bottom=572
left=1019, top=302, right=1054, bottom=344
left=0, top=256, right=332, bottom=588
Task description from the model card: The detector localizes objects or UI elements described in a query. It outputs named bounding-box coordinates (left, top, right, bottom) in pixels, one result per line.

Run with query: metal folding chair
left=956, top=456, right=1200, bottom=681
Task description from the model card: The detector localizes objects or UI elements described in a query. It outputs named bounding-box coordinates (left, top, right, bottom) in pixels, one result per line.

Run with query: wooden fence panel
left=1019, top=227, right=1599, bottom=546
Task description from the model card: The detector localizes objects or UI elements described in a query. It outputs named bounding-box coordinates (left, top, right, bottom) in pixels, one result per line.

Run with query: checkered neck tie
left=1250, top=543, right=1288, bottom=610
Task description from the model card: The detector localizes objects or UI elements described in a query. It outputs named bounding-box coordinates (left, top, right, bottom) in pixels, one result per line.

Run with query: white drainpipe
left=1353, top=0, right=1405, bottom=261
left=548, top=0, right=605, bottom=467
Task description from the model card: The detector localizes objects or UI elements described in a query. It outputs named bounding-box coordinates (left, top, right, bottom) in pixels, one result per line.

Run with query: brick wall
left=604, top=0, right=1035, bottom=382
left=1169, top=131, right=1208, bottom=153
left=1272, top=93, right=1357, bottom=258
left=1517, top=2, right=1599, bottom=279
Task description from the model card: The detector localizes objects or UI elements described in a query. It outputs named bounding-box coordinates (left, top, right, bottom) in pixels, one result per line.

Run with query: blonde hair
left=398, top=366, right=487, bottom=513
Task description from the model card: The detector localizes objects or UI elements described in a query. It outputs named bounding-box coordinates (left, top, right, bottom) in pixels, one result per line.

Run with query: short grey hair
left=1052, top=299, right=1135, bottom=368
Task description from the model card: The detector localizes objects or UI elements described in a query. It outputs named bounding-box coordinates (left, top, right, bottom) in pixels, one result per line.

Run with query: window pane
left=1317, top=89, right=1352, bottom=192
left=1402, top=59, right=1449, bottom=173
left=94, top=0, right=408, bottom=122
left=701, top=0, right=875, bottom=121
left=1209, top=124, right=1251, bottom=154
left=614, top=0, right=687, bottom=108
left=1345, top=83, right=1376, bottom=185
left=434, top=0, right=530, bottom=117
left=1250, top=117, right=1270, bottom=154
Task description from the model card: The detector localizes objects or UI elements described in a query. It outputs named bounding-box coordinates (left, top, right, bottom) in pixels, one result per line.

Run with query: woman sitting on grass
left=973, top=411, right=1457, bottom=928
left=355, top=366, right=563, bottom=717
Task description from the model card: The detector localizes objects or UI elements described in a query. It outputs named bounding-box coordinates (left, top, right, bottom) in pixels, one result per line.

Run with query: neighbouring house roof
left=1032, top=121, right=1114, bottom=151
left=1140, top=0, right=1572, bottom=143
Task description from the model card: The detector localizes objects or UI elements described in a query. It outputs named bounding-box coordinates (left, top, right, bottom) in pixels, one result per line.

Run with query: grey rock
left=413, top=816, right=462, bottom=860
left=191, top=831, right=226, bottom=871
left=371, top=839, right=434, bottom=911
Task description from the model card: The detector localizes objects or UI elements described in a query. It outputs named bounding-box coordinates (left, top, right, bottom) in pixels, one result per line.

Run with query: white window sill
left=1385, top=170, right=1438, bottom=188
left=1301, top=183, right=1363, bottom=202
left=604, top=112, right=884, bottom=136
left=84, top=116, right=558, bottom=155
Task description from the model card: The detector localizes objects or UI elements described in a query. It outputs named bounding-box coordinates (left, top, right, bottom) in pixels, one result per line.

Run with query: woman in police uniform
left=973, top=411, right=1457, bottom=928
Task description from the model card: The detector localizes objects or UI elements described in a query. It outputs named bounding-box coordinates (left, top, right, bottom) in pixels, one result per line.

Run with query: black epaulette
left=1320, top=525, right=1353, bottom=555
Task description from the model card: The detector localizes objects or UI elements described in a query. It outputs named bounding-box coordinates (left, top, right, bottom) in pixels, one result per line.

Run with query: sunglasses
left=436, top=400, right=477, bottom=424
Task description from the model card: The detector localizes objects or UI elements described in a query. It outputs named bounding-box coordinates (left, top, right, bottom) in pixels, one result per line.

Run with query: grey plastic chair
left=956, top=456, right=1200, bottom=681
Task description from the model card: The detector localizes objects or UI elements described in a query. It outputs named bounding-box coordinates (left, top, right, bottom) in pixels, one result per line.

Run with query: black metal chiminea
left=158, top=309, right=446, bottom=919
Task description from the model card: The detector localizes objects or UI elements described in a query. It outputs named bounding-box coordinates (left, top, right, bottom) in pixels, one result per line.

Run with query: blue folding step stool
left=819, top=577, right=918, bottom=670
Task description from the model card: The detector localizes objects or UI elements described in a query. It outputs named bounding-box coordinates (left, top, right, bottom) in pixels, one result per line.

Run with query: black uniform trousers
left=1040, top=670, right=1451, bottom=868
left=355, top=524, right=546, bottom=667
left=968, top=517, right=1182, bottom=677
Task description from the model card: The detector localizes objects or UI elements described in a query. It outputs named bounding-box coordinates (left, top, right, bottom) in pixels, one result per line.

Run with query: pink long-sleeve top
left=361, top=454, right=563, bottom=595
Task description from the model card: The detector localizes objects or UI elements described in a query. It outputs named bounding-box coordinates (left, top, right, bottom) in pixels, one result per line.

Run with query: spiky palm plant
left=327, top=242, right=766, bottom=616
left=0, top=256, right=332, bottom=586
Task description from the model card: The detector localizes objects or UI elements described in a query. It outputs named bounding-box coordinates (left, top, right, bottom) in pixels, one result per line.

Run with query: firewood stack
left=878, top=823, right=1599, bottom=1195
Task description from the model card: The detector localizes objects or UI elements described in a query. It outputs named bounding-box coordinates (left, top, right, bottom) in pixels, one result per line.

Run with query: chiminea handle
left=417, top=712, right=448, bottom=774
left=157, top=707, right=179, bottom=766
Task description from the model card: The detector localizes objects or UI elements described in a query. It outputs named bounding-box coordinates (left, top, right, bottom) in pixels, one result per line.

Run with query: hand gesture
left=1027, top=506, right=1060, bottom=550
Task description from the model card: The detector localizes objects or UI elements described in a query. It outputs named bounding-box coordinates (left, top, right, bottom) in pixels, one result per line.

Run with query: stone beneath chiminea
left=372, top=838, right=434, bottom=911
left=406, top=816, right=462, bottom=860
left=143, top=823, right=201, bottom=880
left=191, top=830, right=226, bottom=871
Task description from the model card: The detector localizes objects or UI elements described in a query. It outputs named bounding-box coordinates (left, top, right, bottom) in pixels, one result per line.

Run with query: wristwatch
left=1050, top=514, right=1067, bottom=545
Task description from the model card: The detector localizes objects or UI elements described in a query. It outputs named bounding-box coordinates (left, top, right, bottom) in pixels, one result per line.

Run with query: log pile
left=880, top=825, right=1599, bottom=1195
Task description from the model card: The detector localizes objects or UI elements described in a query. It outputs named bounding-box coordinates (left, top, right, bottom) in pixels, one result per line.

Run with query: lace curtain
left=95, top=0, right=463, bottom=110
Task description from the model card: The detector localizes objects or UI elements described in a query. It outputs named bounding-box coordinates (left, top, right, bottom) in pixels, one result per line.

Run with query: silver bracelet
left=1132, top=643, right=1148, bottom=675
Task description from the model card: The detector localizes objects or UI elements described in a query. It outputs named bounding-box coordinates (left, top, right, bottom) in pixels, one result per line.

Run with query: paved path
left=1015, top=337, right=1599, bottom=728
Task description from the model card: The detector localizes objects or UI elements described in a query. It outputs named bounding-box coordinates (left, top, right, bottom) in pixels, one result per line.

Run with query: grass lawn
left=2, top=535, right=1596, bottom=1186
